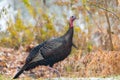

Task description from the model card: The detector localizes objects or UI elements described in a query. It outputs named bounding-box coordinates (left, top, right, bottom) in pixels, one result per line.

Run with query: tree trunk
left=104, top=0, right=114, bottom=51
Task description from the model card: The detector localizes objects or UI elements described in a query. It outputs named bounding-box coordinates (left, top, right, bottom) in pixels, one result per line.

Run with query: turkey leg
left=48, top=66, right=61, bottom=78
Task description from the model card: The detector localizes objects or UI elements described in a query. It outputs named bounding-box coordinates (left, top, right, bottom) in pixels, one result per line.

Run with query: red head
left=69, top=16, right=76, bottom=28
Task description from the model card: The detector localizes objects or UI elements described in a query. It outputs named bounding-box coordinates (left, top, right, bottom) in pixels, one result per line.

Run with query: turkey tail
left=13, top=64, right=28, bottom=79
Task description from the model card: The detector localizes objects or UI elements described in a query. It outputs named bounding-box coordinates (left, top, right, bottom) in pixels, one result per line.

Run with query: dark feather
left=13, top=64, right=28, bottom=79
left=13, top=16, right=76, bottom=79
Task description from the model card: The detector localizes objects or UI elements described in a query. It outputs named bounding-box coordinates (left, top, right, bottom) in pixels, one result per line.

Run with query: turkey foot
left=48, top=66, right=61, bottom=78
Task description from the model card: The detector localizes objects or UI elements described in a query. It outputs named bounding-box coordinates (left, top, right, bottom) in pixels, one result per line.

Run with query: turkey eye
left=72, top=16, right=74, bottom=18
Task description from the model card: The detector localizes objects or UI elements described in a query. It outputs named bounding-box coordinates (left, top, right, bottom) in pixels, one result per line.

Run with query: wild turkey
left=13, top=16, right=77, bottom=79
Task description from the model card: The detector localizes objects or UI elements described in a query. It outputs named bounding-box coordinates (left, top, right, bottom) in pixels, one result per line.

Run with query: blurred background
left=0, top=0, right=120, bottom=79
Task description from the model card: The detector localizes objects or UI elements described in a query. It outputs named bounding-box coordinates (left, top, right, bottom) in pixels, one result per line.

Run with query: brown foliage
left=1, top=46, right=120, bottom=78
left=80, top=50, right=120, bottom=77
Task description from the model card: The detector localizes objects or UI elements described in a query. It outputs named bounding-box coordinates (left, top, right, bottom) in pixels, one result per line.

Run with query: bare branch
left=90, top=3, right=120, bottom=21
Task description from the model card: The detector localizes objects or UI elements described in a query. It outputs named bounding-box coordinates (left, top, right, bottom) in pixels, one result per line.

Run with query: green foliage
left=22, top=0, right=36, bottom=18
left=87, top=42, right=93, bottom=52
left=65, top=65, right=72, bottom=72
left=0, top=75, right=11, bottom=80
left=0, top=15, right=34, bottom=49
left=0, top=8, right=58, bottom=49
left=33, top=13, right=58, bottom=43
left=0, top=0, right=90, bottom=52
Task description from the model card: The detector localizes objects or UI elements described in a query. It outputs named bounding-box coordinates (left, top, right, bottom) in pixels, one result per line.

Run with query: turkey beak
left=75, top=17, right=79, bottom=20
left=74, top=17, right=79, bottom=21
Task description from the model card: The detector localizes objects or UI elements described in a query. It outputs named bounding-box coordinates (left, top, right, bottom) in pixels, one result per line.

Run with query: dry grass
left=0, top=47, right=120, bottom=79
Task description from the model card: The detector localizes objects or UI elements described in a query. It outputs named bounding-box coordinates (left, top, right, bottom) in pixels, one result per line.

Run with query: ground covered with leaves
left=0, top=46, right=120, bottom=80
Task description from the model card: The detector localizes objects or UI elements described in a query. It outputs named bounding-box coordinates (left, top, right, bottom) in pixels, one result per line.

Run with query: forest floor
left=1, top=46, right=120, bottom=80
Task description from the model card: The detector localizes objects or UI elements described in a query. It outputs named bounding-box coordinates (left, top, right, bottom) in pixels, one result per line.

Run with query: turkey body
left=26, top=28, right=73, bottom=70
left=13, top=16, right=76, bottom=79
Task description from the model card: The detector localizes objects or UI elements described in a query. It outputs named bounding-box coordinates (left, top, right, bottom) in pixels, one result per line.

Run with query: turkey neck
left=63, top=26, right=74, bottom=42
